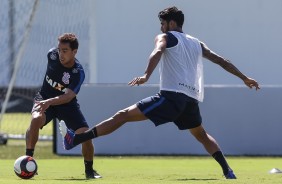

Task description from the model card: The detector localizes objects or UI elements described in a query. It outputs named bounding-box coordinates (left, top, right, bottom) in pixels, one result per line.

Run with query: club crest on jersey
left=50, top=50, right=57, bottom=61
left=62, top=72, right=70, bottom=84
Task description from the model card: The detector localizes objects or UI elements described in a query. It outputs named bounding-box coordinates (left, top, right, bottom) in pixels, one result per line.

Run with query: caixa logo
left=46, top=75, right=67, bottom=92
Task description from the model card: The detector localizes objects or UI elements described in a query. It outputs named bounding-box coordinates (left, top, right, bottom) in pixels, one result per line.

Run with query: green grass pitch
left=1, top=113, right=282, bottom=183
left=1, top=141, right=282, bottom=184
left=1, top=157, right=282, bottom=184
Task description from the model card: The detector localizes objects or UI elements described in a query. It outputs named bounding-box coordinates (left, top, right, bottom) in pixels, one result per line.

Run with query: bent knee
left=32, top=111, right=44, bottom=119
left=30, top=112, right=45, bottom=128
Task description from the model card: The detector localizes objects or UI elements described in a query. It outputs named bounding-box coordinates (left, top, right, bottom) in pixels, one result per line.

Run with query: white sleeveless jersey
left=159, top=31, right=204, bottom=102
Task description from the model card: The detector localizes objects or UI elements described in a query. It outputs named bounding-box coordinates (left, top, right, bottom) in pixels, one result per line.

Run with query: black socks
left=73, top=127, right=98, bottom=146
left=84, top=160, right=93, bottom=172
left=212, top=151, right=231, bottom=175
left=26, top=149, right=34, bottom=157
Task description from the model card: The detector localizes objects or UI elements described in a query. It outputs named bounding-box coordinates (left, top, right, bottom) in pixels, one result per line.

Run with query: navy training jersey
left=39, top=48, right=85, bottom=99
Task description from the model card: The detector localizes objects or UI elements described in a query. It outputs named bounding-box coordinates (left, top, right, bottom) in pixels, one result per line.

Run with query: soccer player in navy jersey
left=60, top=7, right=260, bottom=179
left=25, top=33, right=101, bottom=179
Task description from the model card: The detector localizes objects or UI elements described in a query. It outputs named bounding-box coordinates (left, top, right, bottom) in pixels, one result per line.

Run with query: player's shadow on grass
left=177, top=178, right=218, bottom=181
left=54, top=178, right=88, bottom=181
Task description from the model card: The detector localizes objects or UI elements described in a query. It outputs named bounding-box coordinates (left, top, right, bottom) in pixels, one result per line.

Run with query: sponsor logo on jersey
left=62, top=72, right=70, bottom=84
left=46, top=75, right=66, bottom=92
left=178, top=83, right=200, bottom=93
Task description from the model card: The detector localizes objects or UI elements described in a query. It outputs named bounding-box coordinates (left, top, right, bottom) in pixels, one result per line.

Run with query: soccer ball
left=14, top=155, right=38, bottom=179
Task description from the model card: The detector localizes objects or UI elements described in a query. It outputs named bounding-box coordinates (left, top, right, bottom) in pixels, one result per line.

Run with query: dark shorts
left=137, top=90, right=202, bottom=130
left=32, top=92, right=88, bottom=131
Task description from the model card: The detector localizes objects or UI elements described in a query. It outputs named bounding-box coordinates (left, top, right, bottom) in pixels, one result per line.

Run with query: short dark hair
left=58, top=33, right=79, bottom=50
left=158, top=6, right=184, bottom=28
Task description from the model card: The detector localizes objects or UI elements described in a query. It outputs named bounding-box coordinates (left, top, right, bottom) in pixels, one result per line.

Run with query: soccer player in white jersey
left=60, top=7, right=260, bottom=179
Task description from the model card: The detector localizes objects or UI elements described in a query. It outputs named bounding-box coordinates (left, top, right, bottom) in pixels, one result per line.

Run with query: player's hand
left=34, top=100, right=51, bottom=113
left=128, top=75, right=148, bottom=86
left=243, top=77, right=260, bottom=90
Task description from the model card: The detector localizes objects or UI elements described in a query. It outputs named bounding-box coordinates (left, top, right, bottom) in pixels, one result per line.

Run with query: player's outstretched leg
left=59, top=120, right=76, bottom=150
left=189, top=125, right=237, bottom=179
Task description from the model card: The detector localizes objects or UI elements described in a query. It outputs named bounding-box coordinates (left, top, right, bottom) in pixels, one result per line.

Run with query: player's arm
left=45, top=88, right=76, bottom=105
left=200, top=42, right=260, bottom=90
left=128, top=34, right=167, bottom=86
left=35, top=89, right=76, bottom=113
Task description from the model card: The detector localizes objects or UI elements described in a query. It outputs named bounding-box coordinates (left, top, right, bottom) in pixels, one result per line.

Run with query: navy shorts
left=32, top=92, right=89, bottom=131
left=137, top=90, right=202, bottom=130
